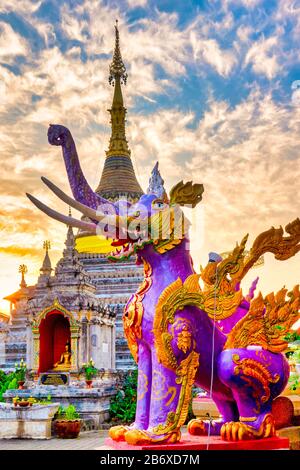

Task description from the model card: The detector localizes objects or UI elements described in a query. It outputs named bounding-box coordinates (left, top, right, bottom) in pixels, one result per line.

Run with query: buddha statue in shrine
left=53, top=342, right=72, bottom=370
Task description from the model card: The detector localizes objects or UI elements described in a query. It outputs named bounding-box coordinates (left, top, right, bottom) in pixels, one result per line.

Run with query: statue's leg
left=109, top=342, right=152, bottom=441
left=125, top=348, right=199, bottom=445
left=188, top=396, right=239, bottom=436
left=217, top=349, right=288, bottom=441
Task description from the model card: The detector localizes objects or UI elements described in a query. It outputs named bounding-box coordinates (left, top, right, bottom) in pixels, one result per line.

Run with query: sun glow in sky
left=0, top=0, right=300, bottom=314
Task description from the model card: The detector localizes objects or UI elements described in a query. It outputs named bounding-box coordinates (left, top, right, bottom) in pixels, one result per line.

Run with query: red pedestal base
left=105, top=433, right=289, bottom=450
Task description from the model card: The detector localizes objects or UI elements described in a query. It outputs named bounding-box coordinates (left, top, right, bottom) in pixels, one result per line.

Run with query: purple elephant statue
left=27, top=126, right=300, bottom=445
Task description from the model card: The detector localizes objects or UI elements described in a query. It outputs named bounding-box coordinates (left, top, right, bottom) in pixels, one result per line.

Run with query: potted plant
left=15, top=359, right=27, bottom=389
left=54, top=404, right=81, bottom=438
left=81, top=359, right=98, bottom=388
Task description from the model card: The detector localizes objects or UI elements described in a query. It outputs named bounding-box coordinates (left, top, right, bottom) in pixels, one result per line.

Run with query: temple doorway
left=39, top=311, right=71, bottom=372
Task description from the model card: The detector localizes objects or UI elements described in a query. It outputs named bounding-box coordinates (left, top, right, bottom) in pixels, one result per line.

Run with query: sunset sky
left=0, top=0, right=300, bottom=314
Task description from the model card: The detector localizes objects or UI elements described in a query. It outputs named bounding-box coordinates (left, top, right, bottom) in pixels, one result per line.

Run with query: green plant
left=0, top=370, right=18, bottom=401
left=7, top=378, right=18, bottom=390
left=288, top=373, right=300, bottom=391
left=284, top=331, right=300, bottom=343
left=290, top=349, right=300, bottom=363
left=184, top=387, right=198, bottom=424
left=109, top=369, right=138, bottom=423
left=56, top=404, right=80, bottom=421
left=81, top=359, right=98, bottom=380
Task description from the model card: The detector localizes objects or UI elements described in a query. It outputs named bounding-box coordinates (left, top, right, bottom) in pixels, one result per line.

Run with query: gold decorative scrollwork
left=201, top=218, right=300, bottom=306
left=137, top=372, right=148, bottom=401
left=152, top=350, right=199, bottom=435
left=177, top=326, right=192, bottom=353
left=232, top=354, right=280, bottom=413
left=154, top=274, right=242, bottom=371
left=225, top=286, right=300, bottom=353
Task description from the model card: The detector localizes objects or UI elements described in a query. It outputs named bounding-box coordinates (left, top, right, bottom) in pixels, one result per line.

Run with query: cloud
left=127, top=88, right=300, bottom=252
left=127, top=0, right=147, bottom=7
left=0, top=0, right=41, bottom=14
left=236, top=25, right=253, bottom=43
left=0, top=22, right=29, bottom=62
left=0, top=245, right=43, bottom=258
left=60, top=2, right=237, bottom=79
left=191, top=35, right=237, bottom=77
left=244, top=35, right=281, bottom=79
left=274, top=0, right=300, bottom=39
left=0, top=0, right=299, bottom=305
left=225, top=0, right=263, bottom=8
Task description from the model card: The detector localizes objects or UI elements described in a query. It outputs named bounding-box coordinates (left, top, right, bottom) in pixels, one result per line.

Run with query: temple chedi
left=75, top=21, right=144, bottom=370
left=1, top=22, right=144, bottom=371
left=96, top=20, right=143, bottom=201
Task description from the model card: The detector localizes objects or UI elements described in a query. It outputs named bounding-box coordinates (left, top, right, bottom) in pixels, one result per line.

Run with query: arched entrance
left=31, top=299, right=80, bottom=373
left=39, top=311, right=71, bottom=372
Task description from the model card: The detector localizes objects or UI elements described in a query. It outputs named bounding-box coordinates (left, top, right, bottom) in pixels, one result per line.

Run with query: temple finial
left=147, top=162, right=168, bottom=200
left=18, top=264, right=28, bottom=288
left=109, top=19, right=128, bottom=86
left=40, top=241, right=52, bottom=276
left=106, top=22, right=130, bottom=159
left=43, top=240, right=51, bottom=253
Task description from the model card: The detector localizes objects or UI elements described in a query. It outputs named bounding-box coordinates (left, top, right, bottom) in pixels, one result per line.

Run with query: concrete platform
left=104, top=433, right=290, bottom=450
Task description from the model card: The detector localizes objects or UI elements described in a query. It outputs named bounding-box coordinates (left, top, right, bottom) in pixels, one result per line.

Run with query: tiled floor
left=0, top=430, right=108, bottom=450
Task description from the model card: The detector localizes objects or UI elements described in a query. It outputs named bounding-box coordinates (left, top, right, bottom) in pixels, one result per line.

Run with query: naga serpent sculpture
left=27, top=123, right=300, bottom=444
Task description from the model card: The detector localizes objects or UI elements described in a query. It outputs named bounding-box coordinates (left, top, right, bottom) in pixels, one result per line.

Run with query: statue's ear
left=169, top=181, right=204, bottom=208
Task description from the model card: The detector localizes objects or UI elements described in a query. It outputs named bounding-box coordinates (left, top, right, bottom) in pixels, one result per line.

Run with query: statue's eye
left=152, top=200, right=166, bottom=210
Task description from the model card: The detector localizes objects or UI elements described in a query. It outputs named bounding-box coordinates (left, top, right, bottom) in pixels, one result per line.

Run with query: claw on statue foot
left=109, top=425, right=130, bottom=441
left=188, top=418, right=224, bottom=436
left=220, top=414, right=276, bottom=441
left=125, top=428, right=181, bottom=445
left=187, top=418, right=206, bottom=435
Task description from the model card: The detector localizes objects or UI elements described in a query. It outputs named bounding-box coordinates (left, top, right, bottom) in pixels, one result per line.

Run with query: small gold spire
left=18, top=264, right=28, bottom=288
left=106, top=20, right=131, bottom=158
left=43, top=240, right=51, bottom=252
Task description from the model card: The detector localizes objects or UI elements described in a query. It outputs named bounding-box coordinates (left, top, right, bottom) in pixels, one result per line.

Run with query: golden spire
left=43, top=240, right=51, bottom=252
left=41, top=240, right=52, bottom=275
left=18, top=264, right=28, bottom=288
left=106, top=20, right=130, bottom=158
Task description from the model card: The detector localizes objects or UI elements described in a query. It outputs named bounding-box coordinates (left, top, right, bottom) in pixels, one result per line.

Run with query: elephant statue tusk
left=26, top=193, right=97, bottom=234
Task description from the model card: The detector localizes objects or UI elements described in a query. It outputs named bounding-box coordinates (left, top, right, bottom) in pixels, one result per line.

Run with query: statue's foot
left=125, top=428, right=181, bottom=446
left=220, top=414, right=276, bottom=441
left=188, top=418, right=225, bottom=436
left=109, top=425, right=131, bottom=441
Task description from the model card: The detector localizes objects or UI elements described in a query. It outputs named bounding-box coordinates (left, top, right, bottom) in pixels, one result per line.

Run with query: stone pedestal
left=103, top=434, right=290, bottom=450
left=0, top=403, right=59, bottom=439
left=4, top=380, right=117, bottom=429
